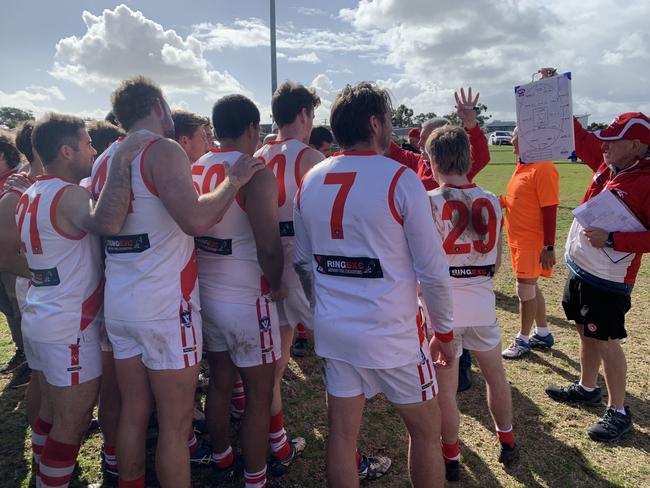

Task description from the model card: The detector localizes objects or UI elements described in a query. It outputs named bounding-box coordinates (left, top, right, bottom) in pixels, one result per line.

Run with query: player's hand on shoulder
left=113, top=130, right=160, bottom=165
left=229, top=153, right=266, bottom=186
left=4, top=172, right=32, bottom=194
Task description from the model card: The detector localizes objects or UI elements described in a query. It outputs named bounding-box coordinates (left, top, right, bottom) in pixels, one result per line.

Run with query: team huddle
left=0, top=67, right=649, bottom=488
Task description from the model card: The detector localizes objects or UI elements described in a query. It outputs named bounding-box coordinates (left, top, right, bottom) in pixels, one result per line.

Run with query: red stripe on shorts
left=256, top=298, right=267, bottom=365
left=69, top=344, right=80, bottom=386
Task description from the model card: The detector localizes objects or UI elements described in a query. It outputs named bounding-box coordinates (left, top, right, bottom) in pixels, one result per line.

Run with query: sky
left=0, top=0, right=648, bottom=126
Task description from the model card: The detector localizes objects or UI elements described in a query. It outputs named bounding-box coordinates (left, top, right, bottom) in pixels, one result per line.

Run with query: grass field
left=1, top=146, right=648, bottom=487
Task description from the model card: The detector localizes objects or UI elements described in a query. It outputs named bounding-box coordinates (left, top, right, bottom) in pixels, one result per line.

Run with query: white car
left=489, top=131, right=512, bottom=145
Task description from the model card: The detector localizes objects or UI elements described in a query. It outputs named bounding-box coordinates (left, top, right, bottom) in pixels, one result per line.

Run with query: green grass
left=1, top=146, right=648, bottom=487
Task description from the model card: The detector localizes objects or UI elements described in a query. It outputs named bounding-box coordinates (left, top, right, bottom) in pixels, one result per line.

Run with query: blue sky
left=1, top=1, right=648, bottom=125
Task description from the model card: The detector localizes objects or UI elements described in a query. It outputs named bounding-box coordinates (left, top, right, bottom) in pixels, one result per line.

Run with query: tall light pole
left=270, top=0, right=277, bottom=95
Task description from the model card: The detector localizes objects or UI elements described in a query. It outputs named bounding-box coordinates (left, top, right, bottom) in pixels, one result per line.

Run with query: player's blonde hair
left=425, top=125, right=470, bottom=175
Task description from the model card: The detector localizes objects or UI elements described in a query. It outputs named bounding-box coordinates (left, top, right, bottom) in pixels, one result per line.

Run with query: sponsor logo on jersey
left=259, top=315, right=271, bottom=331
left=183, top=345, right=197, bottom=353
left=314, top=254, right=384, bottom=279
left=449, top=264, right=495, bottom=278
left=66, top=366, right=82, bottom=372
left=194, top=236, right=232, bottom=255
left=105, top=234, right=151, bottom=254
left=279, top=221, right=295, bottom=237
left=30, top=267, right=61, bottom=287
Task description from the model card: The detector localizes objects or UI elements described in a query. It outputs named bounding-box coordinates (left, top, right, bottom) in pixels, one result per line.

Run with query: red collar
left=209, top=147, right=237, bottom=153
left=333, top=150, right=377, bottom=156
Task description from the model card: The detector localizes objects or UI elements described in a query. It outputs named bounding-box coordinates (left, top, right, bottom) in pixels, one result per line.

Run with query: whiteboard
left=514, top=72, right=575, bottom=163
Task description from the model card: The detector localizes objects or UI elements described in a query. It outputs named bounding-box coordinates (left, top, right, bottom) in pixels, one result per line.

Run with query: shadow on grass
left=458, top=379, right=617, bottom=487
left=495, top=291, right=576, bottom=330
left=0, top=382, right=31, bottom=487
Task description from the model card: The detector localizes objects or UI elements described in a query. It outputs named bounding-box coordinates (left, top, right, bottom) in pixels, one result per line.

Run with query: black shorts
left=562, top=275, right=631, bottom=341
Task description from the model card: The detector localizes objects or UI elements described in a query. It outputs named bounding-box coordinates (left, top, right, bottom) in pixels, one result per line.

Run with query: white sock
left=579, top=383, right=596, bottom=392
left=534, top=326, right=550, bottom=337
left=613, top=407, right=627, bottom=416
left=516, top=332, right=530, bottom=343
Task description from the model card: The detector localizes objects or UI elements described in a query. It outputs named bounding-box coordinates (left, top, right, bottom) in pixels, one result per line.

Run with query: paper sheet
left=515, top=73, right=575, bottom=163
left=572, top=189, right=645, bottom=233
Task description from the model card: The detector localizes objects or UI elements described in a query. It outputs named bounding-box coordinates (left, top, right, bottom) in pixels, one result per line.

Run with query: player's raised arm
left=147, top=139, right=264, bottom=236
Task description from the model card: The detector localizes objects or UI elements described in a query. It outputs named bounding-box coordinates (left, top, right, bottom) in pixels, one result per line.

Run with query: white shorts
left=202, top=297, right=281, bottom=368
left=23, top=335, right=102, bottom=387
left=15, top=276, right=29, bottom=313
left=98, top=319, right=113, bottom=353
left=276, top=287, right=312, bottom=329
left=452, top=324, right=501, bottom=358
left=106, top=306, right=202, bottom=370
left=321, top=354, right=437, bottom=405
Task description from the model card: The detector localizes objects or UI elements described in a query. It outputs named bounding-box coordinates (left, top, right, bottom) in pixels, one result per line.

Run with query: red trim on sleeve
left=388, top=166, right=407, bottom=225
left=139, top=138, right=163, bottom=196
left=295, top=147, right=310, bottom=186
left=435, top=330, right=454, bottom=343
left=50, top=186, right=86, bottom=240
left=541, top=204, right=557, bottom=246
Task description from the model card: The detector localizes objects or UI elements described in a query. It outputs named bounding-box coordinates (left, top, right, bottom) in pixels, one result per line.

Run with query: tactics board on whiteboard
left=514, top=72, right=575, bottom=163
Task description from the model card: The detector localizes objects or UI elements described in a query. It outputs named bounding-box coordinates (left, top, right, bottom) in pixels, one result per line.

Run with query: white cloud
left=191, top=17, right=377, bottom=53
left=296, top=7, right=327, bottom=16
left=340, top=0, right=650, bottom=122
left=50, top=5, right=247, bottom=101
left=288, top=52, right=321, bottom=64
left=0, top=85, right=66, bottom=114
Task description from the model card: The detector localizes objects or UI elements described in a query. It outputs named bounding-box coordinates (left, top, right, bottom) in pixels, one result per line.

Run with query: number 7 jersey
left=428, top=184, right=502, bottom=328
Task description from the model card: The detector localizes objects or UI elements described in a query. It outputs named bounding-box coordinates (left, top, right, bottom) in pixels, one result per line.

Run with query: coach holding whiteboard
left=543, top=66, right=650, bottom=442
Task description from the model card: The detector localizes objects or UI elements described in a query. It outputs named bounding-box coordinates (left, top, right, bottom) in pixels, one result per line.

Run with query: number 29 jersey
left=428, top=184, right=502, bottom=328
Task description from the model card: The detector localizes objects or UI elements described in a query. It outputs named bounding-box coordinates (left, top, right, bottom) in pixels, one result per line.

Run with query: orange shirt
left=503, top=161, right=559, bottom=248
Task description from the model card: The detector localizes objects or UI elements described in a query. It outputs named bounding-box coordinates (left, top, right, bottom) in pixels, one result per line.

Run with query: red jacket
left=573, top=117, right=650, bottom=283
left=388, top=125, right=490, bottom=191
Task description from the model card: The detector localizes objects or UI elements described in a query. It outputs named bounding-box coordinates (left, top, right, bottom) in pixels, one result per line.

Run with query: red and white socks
left=231, top=380, right=246, bottom=418
left=212, top=445, right=234, bottom=469
left=244, top=465, right=267, bottom=488
left=31, top=416, right=52, bottom=477
left=269, top=411, right=290, bottom=460
left=442, top=441, right=461, bottom=463
left=496, top=425, right=515, bottom=448
left=118, top=475, right=145, bottom=488
left=188, top=432, right=199, bottom=456
left=296, top=324, right=308, bottom=341
left=102, top=443, right=118, bottom=474
left=38, top=438, right=80, bottom=488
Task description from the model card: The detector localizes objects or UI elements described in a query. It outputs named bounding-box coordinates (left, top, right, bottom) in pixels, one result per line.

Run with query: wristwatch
left=543, top=245, right=554, bottom=251
left=606, top=232, right=614, bottom=248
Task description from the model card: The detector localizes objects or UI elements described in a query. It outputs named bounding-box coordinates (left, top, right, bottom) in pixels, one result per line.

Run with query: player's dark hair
left=0, top=133, right=21, bottom=169
left=425, top=125, right=470, bottom=175
left=212, top=95, right=260, bottom=140
left=309, top=125, right=334, bottom=149
left=271, top=81, right=320, bottom=127
left=87, top=120, right=125, bottom=154
left=111, top=76, right=164, bottom=131
left=172, top=110, right=209, bottom=141
left=105, top=110, right=119, bottom=126
left=31, top=113, right=85, bottom=165
left=330, top=82, right=392, bottom=148
left=15, top=121, right=36, bottom=163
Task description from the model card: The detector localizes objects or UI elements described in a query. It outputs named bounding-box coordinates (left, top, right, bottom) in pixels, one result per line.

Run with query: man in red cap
left=546, top=108, right=650, bottom=442
left=401, top=127, right=421, bottom=153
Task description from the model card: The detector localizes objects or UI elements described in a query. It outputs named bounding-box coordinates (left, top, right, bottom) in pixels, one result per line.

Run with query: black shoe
left=357, top=453, right=391, bottom=480
left=1, top=350, right=26, bottom=374
left=211, top=454, right=244, bottom=483
left=545, top=382, right=602, bottom=406
left=445, top=460, right=460, bottom=482
left=588, top=407, right=632, bottom=442
left=292, top=338, right=308, bottom=358
left=457, top=367, right=472, bottom=393
left=498, top=443, right=519, bottom=467
left=8, top=363, right=31, bottom=389
left=268, top=437, right=306, bottom=477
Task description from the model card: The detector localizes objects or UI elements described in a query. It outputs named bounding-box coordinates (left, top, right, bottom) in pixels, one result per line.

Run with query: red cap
left=408, top=127, right=421, bottom=138
left=594, top=112, right=650, bottom=145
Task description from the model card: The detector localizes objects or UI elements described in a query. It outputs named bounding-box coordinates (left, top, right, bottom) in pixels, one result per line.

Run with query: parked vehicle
left=489, top=131, right=512, bottom=145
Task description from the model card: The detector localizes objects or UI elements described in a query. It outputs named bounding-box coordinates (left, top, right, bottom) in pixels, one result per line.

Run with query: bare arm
left=148, top=139, right=264, bottom=235
left=0, top=193, right=30, bottom=277
left=293, top=186, right=315, bottom=307
left=242, top=167, right=285, bottom=294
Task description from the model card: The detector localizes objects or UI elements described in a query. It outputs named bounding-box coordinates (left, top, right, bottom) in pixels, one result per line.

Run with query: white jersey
left=16, top=176, right=103, bottom=344
left=294, top=152, right=453, bottom=369
left=429, top=184, right=501, bottom=328
left=90, top=136, right=199, bottom=322
left=192, top=148, right=269, bottom=303
left=255, top=139, right=313, bottom=288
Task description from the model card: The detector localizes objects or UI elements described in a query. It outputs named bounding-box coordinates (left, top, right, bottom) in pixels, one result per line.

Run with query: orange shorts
left=510, top=246, right=552, bottom=279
